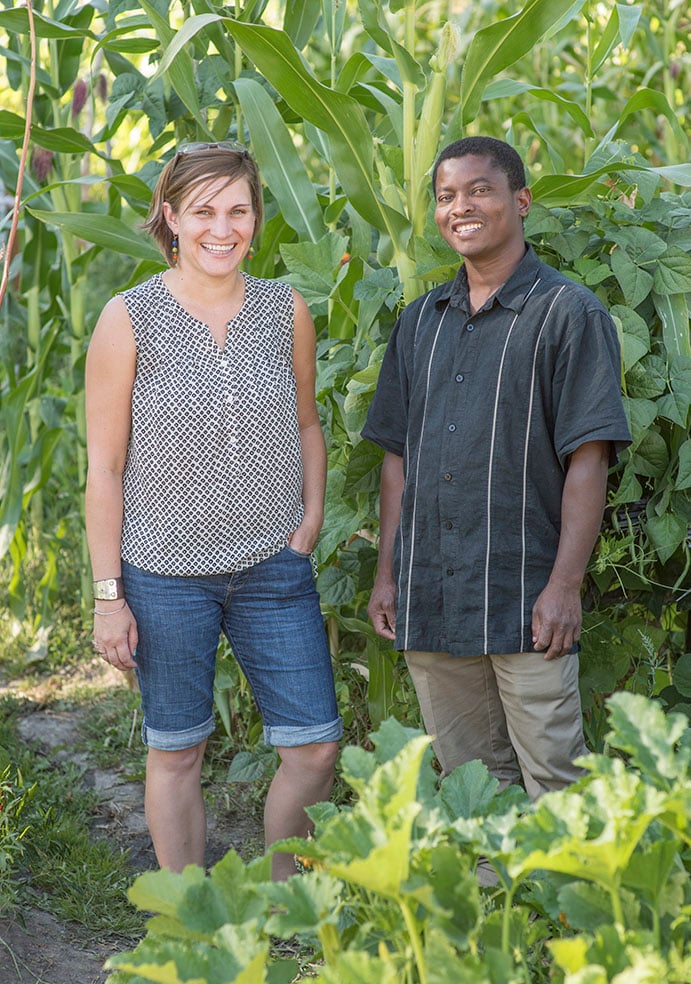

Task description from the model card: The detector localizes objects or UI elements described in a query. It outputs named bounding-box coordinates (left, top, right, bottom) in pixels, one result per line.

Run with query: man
left=363, top=137, right=631, bottom=799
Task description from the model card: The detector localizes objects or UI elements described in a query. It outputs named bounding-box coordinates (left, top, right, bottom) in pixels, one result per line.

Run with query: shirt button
left=220, top=357, right=228, bottom=367
left=447, top=568, right=454, bottom=576
left=448, top=423, right=456, bottom=432
left=443, top=472, right=452, bottom=481
left=225, top=393, right=234, bottom=404
left=466, top=323, right=475, bottom=332
left=445, top=521, right=453, bottom=530
left=455, top=373, right=464, bottom=383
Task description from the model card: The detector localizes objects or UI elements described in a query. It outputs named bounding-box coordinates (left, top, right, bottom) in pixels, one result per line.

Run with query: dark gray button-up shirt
left=362, top=247, right=632, bottom=657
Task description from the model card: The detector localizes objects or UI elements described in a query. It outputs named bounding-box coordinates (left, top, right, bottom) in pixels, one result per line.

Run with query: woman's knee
left=147, top=741, right=206, bottom=779
left=278, top=740, right=339, bottom=778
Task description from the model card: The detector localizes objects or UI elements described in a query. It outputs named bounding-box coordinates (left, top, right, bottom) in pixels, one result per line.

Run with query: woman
left=85, top=142, right=342, bottom=880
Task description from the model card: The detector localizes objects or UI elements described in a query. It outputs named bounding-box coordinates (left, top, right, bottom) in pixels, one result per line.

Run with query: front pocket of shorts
left=284, top=544, right=311, bottom=559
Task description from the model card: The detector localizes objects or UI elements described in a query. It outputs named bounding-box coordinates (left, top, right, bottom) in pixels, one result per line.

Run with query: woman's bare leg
left=264, top=741, right=339, bottom=880
left=145, top=741, right=207, bottom=871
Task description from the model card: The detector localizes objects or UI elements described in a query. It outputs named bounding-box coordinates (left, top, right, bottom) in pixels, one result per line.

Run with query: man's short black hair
left=432, top=137, right=527, bottom=193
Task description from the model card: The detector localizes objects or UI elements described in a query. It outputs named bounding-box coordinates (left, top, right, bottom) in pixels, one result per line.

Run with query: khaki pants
left=405, top=650, right=587, bottom=801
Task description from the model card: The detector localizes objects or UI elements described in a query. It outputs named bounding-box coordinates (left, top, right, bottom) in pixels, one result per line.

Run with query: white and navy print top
left=363, top=247, right=632, bottom=657
left=119, top=273, right=304, bottom=576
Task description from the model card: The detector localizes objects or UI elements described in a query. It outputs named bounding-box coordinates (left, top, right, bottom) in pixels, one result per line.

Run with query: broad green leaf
left=316, top=473, right=360, bottom=562
left=137, top=1, right=208, bottom=133
left=610, top=225, right=667, bottom=264
left=606, top=691, right=690, bottom=785
left=644, top=512, right=687, bottom=564
left=625, top=356, right=666, bottom=399
left=233, top=77, right=325, bottom=242
left=461, top=0, right=585, bottom=125
left=316, top=565, right=356, bottom=607
left=622, top=836, right=679, bottom=905
left=558, top=881, right=616, bottom=932
left=222, top=20, right=409, bottom=242
left=425, top=928, right=488, bottom=984
left=28, top=125, right=99, bottom=155
left=605, top=462, right=642, bottom=506
left=322, top=0, right=348, bottom=52
left=280, top=232, right=348, bottom=304
left=532, top=161, right=691, bottom=206
left=610, top=304, right=649, bottom=371
left=656, top=391, right=691, bottom=428
left=482, top=78, right=593, bottom=135
left=0, top=110, right=27, bottom=140
left=26, top=209, right=163, bottom=263
left=356, top=0, right=425, bottom=87
left=672, top=653, right=691, bottom=698
left=653, top=251, right=691, bottom=299
left=282, top=0, right=321, bottom=49
left=0, top=8, right=96, bottom=39
left=610, top=246, right=654, bottom=308
left=676, top=440, right=691, bottom=491
left=329, top=807, right=418, bottom=895
left=509, top=767, right=667, bottom=889
left=622, top=396, right=657, bottom=450
left=344, top=439, right=383, bottom=494
left=616, top=87, right=688, bottom=148
left=631, top=428, right=669, bottom=477
left=265, top=871, right=341, bottom=936
left=440, top=760, right=500, bottom=820
left=316, top=951, right=400, bottom=984
left=128, top=865, right=207, bottom=918
left=153, top=14, right=408, bottom=241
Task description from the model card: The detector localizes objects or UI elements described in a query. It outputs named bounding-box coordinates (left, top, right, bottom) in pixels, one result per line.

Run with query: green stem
left=317, top=921, right=341, bottom=966
left=327, top=615, right=339, bottom=661
left=402, top=1, right=417, bottom=221
left=609, top=881, right=625, bottom=928
left=501, top=886, right=515, bottom=954
left=399, top=896, right=427, bottom=984
left=583, top=3, right=593, bottom=165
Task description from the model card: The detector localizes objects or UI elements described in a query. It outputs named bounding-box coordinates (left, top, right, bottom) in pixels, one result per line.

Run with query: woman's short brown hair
left=143, top=144, right=263, bottom=265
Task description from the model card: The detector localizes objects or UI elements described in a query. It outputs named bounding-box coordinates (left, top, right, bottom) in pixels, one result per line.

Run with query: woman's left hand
left=288, top=517, right=321, bottom=556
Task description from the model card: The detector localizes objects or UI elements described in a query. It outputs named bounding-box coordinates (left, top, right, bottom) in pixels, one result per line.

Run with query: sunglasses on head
left=176, top=140, right=248, bottom=157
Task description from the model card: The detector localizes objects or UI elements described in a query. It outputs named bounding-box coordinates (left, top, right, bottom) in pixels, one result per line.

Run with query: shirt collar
left=436, top=245, right=541, bottom=315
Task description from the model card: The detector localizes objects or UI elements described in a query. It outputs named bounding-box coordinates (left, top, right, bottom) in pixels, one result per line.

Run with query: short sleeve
left=361, top=314, right=410, bottom=457
left=551, top=299, right=632, bottom=467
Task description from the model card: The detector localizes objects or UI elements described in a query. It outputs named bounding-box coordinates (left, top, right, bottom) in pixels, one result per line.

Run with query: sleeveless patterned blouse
left=119, top=273, right=304, bottom=575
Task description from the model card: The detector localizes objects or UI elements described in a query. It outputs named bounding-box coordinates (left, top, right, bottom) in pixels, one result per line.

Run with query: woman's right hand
left=93, top=601, right=138, bottom=671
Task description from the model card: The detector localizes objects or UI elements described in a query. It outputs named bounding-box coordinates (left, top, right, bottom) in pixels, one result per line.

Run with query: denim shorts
left=121, top=548, right=343, bottom=751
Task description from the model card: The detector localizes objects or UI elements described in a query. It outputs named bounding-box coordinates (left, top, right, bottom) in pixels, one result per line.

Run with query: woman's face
left=163, top=175, right=256, bottom=280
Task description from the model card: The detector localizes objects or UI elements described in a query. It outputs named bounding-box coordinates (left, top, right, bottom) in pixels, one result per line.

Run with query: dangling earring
left=171, top=235, right=179, bottom=266
left=247, top=240, right=254, bottom=261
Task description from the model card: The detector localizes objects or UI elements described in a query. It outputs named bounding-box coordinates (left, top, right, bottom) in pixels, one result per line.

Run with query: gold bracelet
left=93, top=601, right=127, bottom=615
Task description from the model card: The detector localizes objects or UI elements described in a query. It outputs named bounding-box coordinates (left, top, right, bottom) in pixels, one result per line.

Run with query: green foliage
left=0, top=759, right=35, bottom=913
left=0, top=697, right=145, bottom=934
left=106, top=693, right=691, bottom=983
left=0, top=0, right=689, bottom=741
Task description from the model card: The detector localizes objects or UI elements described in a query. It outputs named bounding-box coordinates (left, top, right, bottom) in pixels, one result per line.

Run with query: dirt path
left=0, top=659, right=263, bottom=983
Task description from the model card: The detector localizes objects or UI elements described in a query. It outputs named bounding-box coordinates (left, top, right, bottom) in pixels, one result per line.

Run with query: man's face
left=434, top=154, right=531, bottom=264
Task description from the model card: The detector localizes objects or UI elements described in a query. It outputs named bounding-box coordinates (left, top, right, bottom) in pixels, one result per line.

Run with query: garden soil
left=0, top=657, right=263, bottom=984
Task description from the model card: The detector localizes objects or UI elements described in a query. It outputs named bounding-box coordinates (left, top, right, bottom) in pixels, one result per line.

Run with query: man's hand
left=368, top=575, right=397, bottom=640
left=531, top=581, right=582, bottom=660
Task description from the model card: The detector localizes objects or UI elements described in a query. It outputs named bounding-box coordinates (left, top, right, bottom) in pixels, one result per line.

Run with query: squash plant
left=105, top=692, right=691, bottom=983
